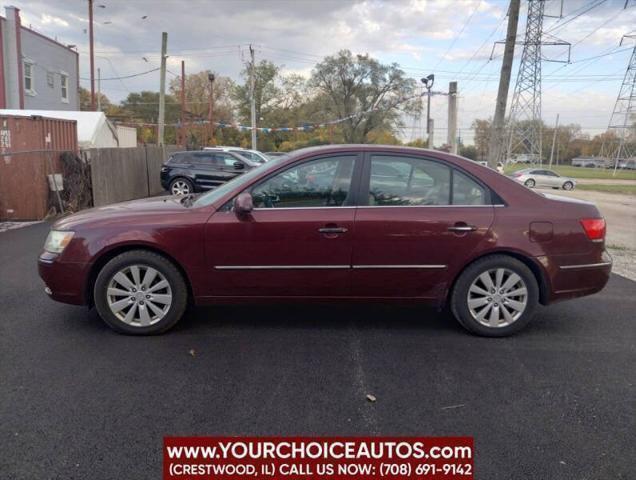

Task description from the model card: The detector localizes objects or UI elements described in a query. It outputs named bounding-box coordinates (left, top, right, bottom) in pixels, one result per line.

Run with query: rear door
left=351, top=153, right=494, bottom=298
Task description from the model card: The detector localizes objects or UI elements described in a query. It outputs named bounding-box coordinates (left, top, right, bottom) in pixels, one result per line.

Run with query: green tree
left=79, top=86, right=112, bottom=112
left=233, top=60, right=281, bottom=125
left=471, top=119, right=491, bottom=161
left=310, top=50, right=419, bottom=143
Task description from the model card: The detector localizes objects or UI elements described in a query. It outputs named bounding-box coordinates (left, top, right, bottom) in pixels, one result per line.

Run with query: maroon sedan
left=39, top=145, right=611, bottom=336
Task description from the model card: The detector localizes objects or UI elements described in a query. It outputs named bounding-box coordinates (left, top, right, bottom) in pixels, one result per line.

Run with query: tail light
left=580, top=218, right=605, bottom=241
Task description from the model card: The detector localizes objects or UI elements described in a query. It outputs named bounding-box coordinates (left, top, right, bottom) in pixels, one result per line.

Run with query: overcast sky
left=2, top=0, right=635, bottom=144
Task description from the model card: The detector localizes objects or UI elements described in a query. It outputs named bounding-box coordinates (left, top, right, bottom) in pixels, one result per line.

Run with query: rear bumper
left=38, top=252, right=90, bottom=305
left=542, top=250, right=612, bottom=304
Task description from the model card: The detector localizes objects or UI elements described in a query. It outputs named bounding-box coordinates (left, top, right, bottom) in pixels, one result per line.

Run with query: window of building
left=60, top=73, right=69, bottom=103
left=24, top=62, right=34, bottom=94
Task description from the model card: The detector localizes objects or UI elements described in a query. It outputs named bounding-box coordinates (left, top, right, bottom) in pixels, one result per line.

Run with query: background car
left=40, top=145, right=610, bottom=338
left=508, top=168, right=576, bottom=190
left=204, top=146, right=269, bottom=164
left=160, top=150, right=258, bottom=195
left=265, top=152, right=289, bottom=159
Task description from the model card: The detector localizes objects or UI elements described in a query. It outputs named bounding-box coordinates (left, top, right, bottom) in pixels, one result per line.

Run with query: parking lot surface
left=1, top=222, right=634, bottom=479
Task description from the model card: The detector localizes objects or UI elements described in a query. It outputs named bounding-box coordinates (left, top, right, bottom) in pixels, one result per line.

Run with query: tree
left=459, top=145, right=478, bottom=160
left=169, top=71, right=235, bottom=123
left=119, top=91, right=180, bottom=144
left=233, top=60, right=281, bottom=125
left=79, top=87, right=111, bottom=112
left=471, top=119, right=491, bottom=161
left=310, top=50, right=419, bottom=143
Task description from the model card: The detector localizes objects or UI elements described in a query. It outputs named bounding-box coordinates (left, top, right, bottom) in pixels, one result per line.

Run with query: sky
left=2, top=0, right=635, bottom=145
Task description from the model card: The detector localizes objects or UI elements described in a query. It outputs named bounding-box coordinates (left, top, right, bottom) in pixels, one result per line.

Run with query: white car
left=204, top=146, right=269, bottom=164
left=508, top=168, right=576, bottom=190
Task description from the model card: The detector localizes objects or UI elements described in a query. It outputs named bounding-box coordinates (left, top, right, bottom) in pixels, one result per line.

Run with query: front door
left=351, top=153, right=494, bottom=298
left=202, top=154, right=361, bottom=298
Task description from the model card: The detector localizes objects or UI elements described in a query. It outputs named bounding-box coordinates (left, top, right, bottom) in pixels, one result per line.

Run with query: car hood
left=53, top=195, right=191, bottom=230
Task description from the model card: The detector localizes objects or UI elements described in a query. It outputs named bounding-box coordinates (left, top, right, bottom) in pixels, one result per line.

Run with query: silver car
left=508, top=168, right=576, bottom=190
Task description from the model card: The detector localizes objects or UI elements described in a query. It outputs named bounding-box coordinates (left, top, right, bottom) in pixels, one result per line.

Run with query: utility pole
left=447, top=81, right=458, bottom=154
left=88, top=0, right=95, bottom=111
left=97, top=68, right=101, bottom=111
left=429, top=119, right=434, bottom=149
left=548, top=113, right=559, bottom=168
left=505, top=0, right=570, bottom=165
left=420, top=74, right=435, bottom=148
left=180, top=60, right=186, bottom=147
left=208, top=72, right=215, bottom=146
left=158, top=32, right=167, bottom=146
left=599, top=33, right=635, bottom=175
left=249, top=44, right=257, bottom=150
left=487, top=0, right=520, bottom=168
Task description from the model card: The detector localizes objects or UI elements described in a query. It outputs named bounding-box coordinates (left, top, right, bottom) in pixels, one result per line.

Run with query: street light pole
left=88, top=0, right=95, bottom=111
left=208, top=72, right=215, bottom=146
left=420, top=74, right=435, bottom=148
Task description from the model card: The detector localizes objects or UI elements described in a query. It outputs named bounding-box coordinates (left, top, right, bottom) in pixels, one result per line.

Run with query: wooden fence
left=88, top=145, right=180, bottom=207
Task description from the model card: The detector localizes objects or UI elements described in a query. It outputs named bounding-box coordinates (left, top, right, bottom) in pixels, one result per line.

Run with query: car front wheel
left=94, top=250, right=188, bottom=335
left=450, top=255, right=539, bottom=337
left=562, top=181, right=574, bottom=190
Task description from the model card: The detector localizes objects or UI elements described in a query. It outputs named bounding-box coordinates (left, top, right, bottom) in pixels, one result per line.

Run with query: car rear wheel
left=562, top=181, right=574, bottom=191
left=94, top=250, right=188, bottom=335
left=450, top=255, right=539, bottom=337
left=524, top=179, right=535, bottom=188
left=170, top=178, right=193, bottom=195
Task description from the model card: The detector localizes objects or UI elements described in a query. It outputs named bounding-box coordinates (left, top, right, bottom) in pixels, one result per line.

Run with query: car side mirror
left=233, top=161, right=245, bottom=170
left=234, top=192, right=253, bottom=215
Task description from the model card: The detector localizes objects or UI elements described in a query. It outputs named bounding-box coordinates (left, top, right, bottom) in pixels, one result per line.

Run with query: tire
left=94, top=250, right=188, bottom=335
left=450, top=255, right=539, bottom=337
left=562, top=181, right=574, bottom=191
left=169, top=177, right=194, bottom=195
left=524, top=179, right=535, bottom=188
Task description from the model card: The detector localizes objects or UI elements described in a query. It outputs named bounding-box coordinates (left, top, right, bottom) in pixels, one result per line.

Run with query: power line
left=432, top=0, right=482, bottom=70
left=79, top=67, right=160, bottom=81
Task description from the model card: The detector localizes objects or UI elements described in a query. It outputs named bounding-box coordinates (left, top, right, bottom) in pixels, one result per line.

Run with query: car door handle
left=448, top=224, right=477, bottom=232
left=319, top=227, right=348, bottom=234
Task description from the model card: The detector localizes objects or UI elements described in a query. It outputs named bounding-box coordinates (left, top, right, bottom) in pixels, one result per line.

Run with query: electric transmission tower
left=504, top=0, right=570, bottom=164
left=599, top=34, right=636, bottom=173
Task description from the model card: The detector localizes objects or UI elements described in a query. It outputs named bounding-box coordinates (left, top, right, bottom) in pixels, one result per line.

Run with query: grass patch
left=576, top=184, right=636, bottom=195
left=607, top=244, right=629, bottom=251
left=504, top=163, right=636, bottom=180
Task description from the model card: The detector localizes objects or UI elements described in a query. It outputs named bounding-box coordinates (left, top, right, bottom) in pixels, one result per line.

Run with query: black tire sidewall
left=451, top=255, right=539, bottom=337
left=525, top=179, right=535, bottom=188
left=169, top=177, right=194, bottom=195
left=94, top=250, right=188, bottom=335
left=563, top=182, right=573, bottom=190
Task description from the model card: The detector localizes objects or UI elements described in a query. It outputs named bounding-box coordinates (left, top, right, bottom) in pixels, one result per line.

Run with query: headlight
left=44, top=230, right=75, bottom=254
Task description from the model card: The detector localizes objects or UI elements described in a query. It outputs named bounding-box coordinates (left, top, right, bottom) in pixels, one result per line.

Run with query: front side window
left=251, top=155, right=355, bottom=209
left=24, top=62, right=34, bottom=92
left=217, top=154, right=241, bottom=168
left=452, top=170, right=487, bottom=205
left=369, top=155, right=451, bottom=206
left=60, top=74, right=69, bottom=102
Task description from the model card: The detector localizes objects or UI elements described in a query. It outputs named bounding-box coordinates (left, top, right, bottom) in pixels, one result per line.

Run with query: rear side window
left=369, top=155, right=451, bottom=206
left=191, top=153, right=216, bottom=164
left=452, top=170, right=487, bottom=205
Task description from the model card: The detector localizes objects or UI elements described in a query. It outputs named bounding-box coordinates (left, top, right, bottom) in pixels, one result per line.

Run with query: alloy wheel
left=106, top=265, right=172, bottom=327
left=467, top=268, right=528, bottom=328
left=171, top=180, right=191, bottom=195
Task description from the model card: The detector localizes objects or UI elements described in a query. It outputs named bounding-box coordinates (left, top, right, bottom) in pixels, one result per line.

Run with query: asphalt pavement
left=1, top=222, right=634, bottom=479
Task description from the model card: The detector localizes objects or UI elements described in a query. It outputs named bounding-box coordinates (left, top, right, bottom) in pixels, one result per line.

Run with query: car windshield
left=192, top=156, right=287, bottom=207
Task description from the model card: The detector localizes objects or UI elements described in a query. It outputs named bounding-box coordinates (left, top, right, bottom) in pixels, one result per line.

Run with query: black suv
left=160, top=150, right=258, bottom=195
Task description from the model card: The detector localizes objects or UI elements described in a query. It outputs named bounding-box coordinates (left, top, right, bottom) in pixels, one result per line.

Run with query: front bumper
left=38, top=252, right=90, bottom=305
